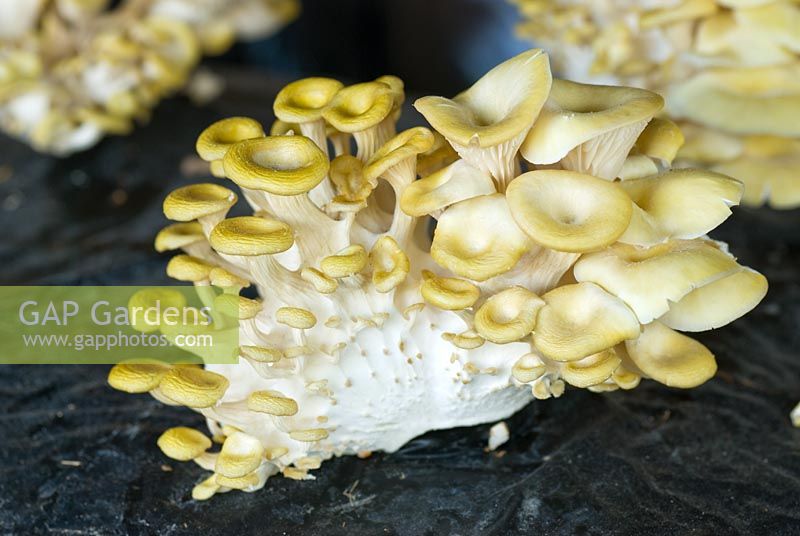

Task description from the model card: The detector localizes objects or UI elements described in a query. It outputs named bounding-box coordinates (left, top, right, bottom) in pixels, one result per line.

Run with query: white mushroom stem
left=354, top=117, right=396, bottom=162
left=380, top=158, right=417, bottom=249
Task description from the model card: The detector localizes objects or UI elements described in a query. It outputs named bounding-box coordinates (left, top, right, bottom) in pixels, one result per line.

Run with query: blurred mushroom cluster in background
left=0, top=0, right=299, bottom=155
left=512, top=0, right=800, bottom=209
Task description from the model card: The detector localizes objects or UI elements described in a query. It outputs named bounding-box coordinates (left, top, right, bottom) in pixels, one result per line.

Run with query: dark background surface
left=1, top=1, right=800, bottom=534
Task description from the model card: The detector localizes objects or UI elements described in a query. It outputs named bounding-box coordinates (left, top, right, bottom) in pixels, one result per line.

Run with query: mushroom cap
left=400, top=159, right=496, bottom=217
left=208, top=267, right=250, bottom=289
left=369, top=236, right=410, bottom=293
left=474, top=286, right=544, bottom=343
left=520, top=79, right=664, bottom=165
left=108, top=360, right=171, bottom=393
left=154, top=222, right=205, bottom=252
left=157, top=427, right=212, bottom=461
left=533, top=282, right=640, bottom=362
left=158, top=366, right=229, bottom=408
left=270, top=119, right=301, bottom=136
left=506, top=169, right=633, bottom=252
left=300, top=267, right=339, bottom=294
left=209, top=216, right=294, bottom=256
left=625, top=321, right=717, bottom=388
left=420, top=272, right=481, bottom=311
left=273, top=77, right=344, bottom=123
left=511, top=353, right=546, bottom=384
left=240, top=345, right=283, bottom=363
left=659, top=267, right=767, bottom=332
left=714, top=151, right=800, bottom=209
left=329, top=155, right=373, bottom=202
left=414, top=48, right=551, bottom=147
left=363, top=127, right=435, bottom=183
left=223, top=136, right=329, bottom=196
left=214, top=294, right=262, bottom=320
left=431, top=193, right=530, bottom=281
left=618, top=169, right=743, bottom=245
left=573, top=239, right=741, bottom=324
left=321, top=81, right=394, bottom=133
left=128, top=288, right=188, bottom=333
left=416, top=131, right=460, bottom=178
left=196, top=116, right=265, bottom=161
left=634, top=118, right=685, bottom=165
left=163, top=183, right=237, bottom=222
left=320, top=244, right=368, bottom=278
left=166, top=254, right=214, bottom=282
left=247, top=389, right=299, bottom=416
left=215, top=431, right=266, bottom=478
left=275, top=307, right=317, bottom=329
left=560, top=348, right=622, bottom=388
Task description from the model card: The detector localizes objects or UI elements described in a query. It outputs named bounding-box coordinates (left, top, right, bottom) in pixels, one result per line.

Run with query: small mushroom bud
left=320, top=245, right=368, bottom=278
left=215, top=432, right=266, bottom=478
left=474, top=286, right=544, bottom=344
left=166, top=254, right=215, bottom=282
left=247, top=390, right=299, bottom=416
left=157, top=426, right=212, bottom=462
left=369, top=236, right=410, bottom=293
left=157, top=367, right=229, bottom=408
left=276, top=307, right=317, bottom=329
left=421, top=272, right=481, bottom=311
left=108, top=360, right=171, bottom=393
left=400, top=159, right=496, bottom=218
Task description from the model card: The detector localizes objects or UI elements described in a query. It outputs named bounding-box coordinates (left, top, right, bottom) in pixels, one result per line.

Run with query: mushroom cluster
left=512, top=0, right=800, bottom=208
left=109, top=49, right=767, bottom=499
left=0, top=0, right=298, bottom=155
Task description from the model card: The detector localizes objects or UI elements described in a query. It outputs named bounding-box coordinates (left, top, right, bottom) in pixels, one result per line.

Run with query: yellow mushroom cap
left=506, top=169, right=633, bottom=252
left=215, top=431, right=265, bottom=478
left=416, top=131, right=460, bottom=178
left=420, top=272, right=481, bottom=310
left=214, top=294, right=262, bottom=320
left=289, top=428, right=329, bottom=442
left=223, top=136, right=329, bottom=196
left=474, top=286, right=544, bottom=344
left=158, top=367, right=229, bottom=408
left=329, top=155, right=373, bottom=202
left=108, top=360, right=171, bottom=393
left=520, top=79, right=664, bottom=165
left=320, top=245, right=368, bottom=278
left=196, top=117, right=265, bottom=161
left=163, top=183, right=237, bottom=222
left=300, top=267, right=339, bottom=294
left=431, top=193, right=530, bottom=281
left=659, top=267, right=767, bottom=332
left=559, top=348, right=622, bottom=388
left=369, top=236, right=410, bottom=293
left=533, top=282, right=641, bottom=362
left=618, top=169, right=743, bottom=245
left=400, top=159, right=496, bottom=217
left=208, top=216, right=294, bottom=256
left=414, top=49, right=551, bottom=147
left=270, top=119, right=301, bottom=136
left=573, top=240, right=740, bottom=324
left=511, top=353, right=547, bottom=384
left=166, top=254, right=214, bottom=282
left=215, top=471, right=260, bottom=490
left=192, top=475, right=221, bottom=501
left=247, top=389, right=299, bottom=416
left=157, top=427, right=212, bottom=461
left=634, top=118, right=685, bottom=165
left=154, top=222, right=205, bottom=252
left=625, top=322, right=717, bottom=388
left=275, top=307, right=317, bottom=329
left=363, top=127, right=435, bottom=182
left=208, top=267, right=250, bottom=289
left=240, top=345, right=283, bottom=363
left=321, top=81, right=394, bottom=133
left=273, top=77, right=344, bottom=123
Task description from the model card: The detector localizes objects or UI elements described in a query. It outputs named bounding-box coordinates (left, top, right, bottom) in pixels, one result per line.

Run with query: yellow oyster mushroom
left=634, top=118, right=685, bottom=167
left=322, top=81, right=395, bottom=161
left=431, top=193, right=531, bottom=282
left=659, top=267, right=767, bottom=332
left=214, top=294, right=262, bottom=320
left=420, top=272, right=481, bottom=311
left=166, top=254, right=215, bottom=282
left=363, top=127, right=435, bottom=188
left=108, top=360, right=171, bottom=393
left=157, top=366, right=229, bottom=408
left=223, top=135, right=329, bottom=196
left=618, top=169, right=744, bottom=246
left=154, top=222, right=205, bottom=253
left=275, top=307, right=317, bottom=329
left=273, top=77, right=344, bottom=155
left=625, top=321, right=717, bottom=389
left=559, top=348, right=622, bottom=388
left=714, top=151, right=800, bottom=209
left=521, top=79, right=664, bottom=179
left=415, top=49, right=551, bottom=186
left=163, top=183, right=238, bottom=233
left=320, top=245, right=368, bottom=278
left=300, top=267, right=339, bottom=294
left=369, top=236, right=410, bottom=293
left=506, top=169, right=633, bottom=252
left=416, top=130, right=460, bottom=178
left=533, top=282, right=641, bottom=362
left=208, top=216, right=294, bottom=256
left=573, top=240, right=741, bottom=324
left=247, top=390, right=299, bottom=416
left=208, top=267, right=250, bottom=290
left=400, top=159, right=496, bottom=218
left=157, top=427, right=212, bottom=462
left=196, top=116, right=265, bottom=162
left=329, top=155, right=374, bottom=209
left=474, top=286, right=544, bottom=344
left=215, top=431, right=266, bottom=478
left=511, top=353, right=547, bottom=384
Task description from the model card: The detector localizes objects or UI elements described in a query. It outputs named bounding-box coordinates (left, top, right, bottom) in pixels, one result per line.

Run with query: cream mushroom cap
left=506, top=169, right=632, bottom=252
left=154, top=222, right=205, bottom=252
left=321, top=81, right=394, bottom=133
left=414, top=48, right=551, bottom=148
left=208, top=216, right=294, bottom=256
left=420, top=272, right=481, bottom=311
left=196, top=116, right=265, bottom=162
left=560, top=348, right=622, bottom=388
left=215, top=431, right=266, bottom=478
left=369, top=236, right=410, bottom=293
left=574, top=240, right=741, bottom=324
left=158, top=366, right=229, bottom=408
left=625, top=322, right=717, bottom=388
left=223, top=136, right=329, bottom=195
left=520, top=79, right=664, bottom=173
left=659, top=267, right=768, bottom=332
left=363, top=127, right=435, bottom=183
left=400, top=159, right=496, bottom=217
left=273, top=77, right=344, bottom=123
left=474, top=286, right=544, bottom=344
left=533, top=282, right=640, bottom=362
left=166, top=254, right=215, bottom=282
left=634, top=118, right=685, bottom=166
left=431, top=193, right=530, bottom=281
left=157, top=427, right=212, bottom=461
left=108, top=360, right=171, bottom=393
left=163, top=183, right=237, bottom=222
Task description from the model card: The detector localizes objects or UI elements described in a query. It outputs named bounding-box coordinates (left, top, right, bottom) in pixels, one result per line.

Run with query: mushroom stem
left=299, top=119, right=337, bottom=207
left=354, top=117, right=395, bottom=162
